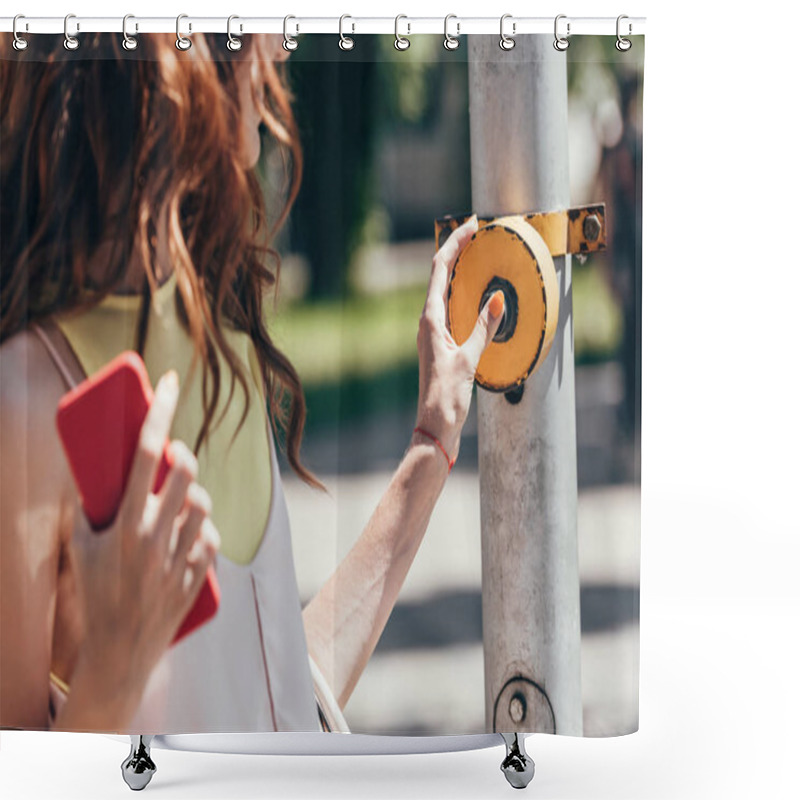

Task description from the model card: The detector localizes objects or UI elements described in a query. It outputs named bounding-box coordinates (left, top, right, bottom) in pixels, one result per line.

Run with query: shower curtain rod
left=0, top=15, right=646, bottom=37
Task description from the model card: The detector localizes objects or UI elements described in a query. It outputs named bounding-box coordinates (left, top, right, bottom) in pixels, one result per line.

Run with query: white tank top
left=125, top=417, right=322, bottom=734
left=33, top=319, right=325, bottom=734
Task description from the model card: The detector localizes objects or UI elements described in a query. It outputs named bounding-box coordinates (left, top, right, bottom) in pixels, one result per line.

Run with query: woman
left=0, top=32, right=505, bottom=734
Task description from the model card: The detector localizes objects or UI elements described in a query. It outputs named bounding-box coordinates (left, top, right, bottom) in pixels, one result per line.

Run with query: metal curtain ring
left=339, top=14, right=354, bottom=51
left=63, top=13, right=79, bottom=51
left=554, top=14, right=570, bottom=51
left=12, top=14, right=28, bottom=51
left=499, top=14, right=515, bottom=51
left=176, top=13, right=192, bottom=50
left=122, top=14, right=138, bottom=51
left=616, top=14, right=632, bottom=51
left=283, top=15, right=299, bottom=51
left=227, top=15, right=242, bottom=51
left=443, top=14, right=460, bottom=51
left=394, top=15, right=410, bottom=51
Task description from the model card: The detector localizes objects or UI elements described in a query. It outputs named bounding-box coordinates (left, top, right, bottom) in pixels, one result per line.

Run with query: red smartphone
left=55, top=350, right=220, bottom=645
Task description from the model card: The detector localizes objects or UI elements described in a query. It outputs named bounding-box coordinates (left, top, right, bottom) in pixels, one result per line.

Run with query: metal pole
left=468, top=34, right=582, bottom=736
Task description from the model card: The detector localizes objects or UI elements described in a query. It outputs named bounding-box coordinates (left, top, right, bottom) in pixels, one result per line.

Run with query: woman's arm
left=0, top=331, right=128, bottom=732
left=0, top=331, right=67, bottom=728
left=302, top=216, right=505, bottom=711
left=302, top=429, right=453, bottom=711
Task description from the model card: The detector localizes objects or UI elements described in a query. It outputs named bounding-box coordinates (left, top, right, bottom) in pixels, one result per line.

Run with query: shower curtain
left=0, top=26, right=643, bottom=741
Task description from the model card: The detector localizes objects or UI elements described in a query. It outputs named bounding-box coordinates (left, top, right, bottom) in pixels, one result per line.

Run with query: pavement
left=283, top=466, right=640, bottom=737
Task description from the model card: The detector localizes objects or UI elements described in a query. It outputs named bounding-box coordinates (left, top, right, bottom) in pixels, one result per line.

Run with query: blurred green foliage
left=375, top=35, right=443, bottom=129
left=271, top=285, right=425, bottom=384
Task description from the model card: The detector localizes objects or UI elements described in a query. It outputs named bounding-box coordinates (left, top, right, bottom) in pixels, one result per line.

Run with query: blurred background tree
left=287, top=35, right=379, bottom=299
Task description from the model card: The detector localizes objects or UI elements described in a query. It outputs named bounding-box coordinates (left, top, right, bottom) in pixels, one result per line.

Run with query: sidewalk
left=283, top=467, right=640, bottom=736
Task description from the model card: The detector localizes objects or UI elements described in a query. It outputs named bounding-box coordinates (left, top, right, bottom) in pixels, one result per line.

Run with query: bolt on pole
left=468, top=33, right=583, bottom=736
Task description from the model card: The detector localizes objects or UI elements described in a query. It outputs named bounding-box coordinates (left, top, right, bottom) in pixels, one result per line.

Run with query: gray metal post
left=468, top=34, right=582, bottom=736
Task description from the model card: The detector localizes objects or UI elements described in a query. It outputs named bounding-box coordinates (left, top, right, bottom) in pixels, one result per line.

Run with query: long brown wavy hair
left=0, top=32, right=326, bottom=493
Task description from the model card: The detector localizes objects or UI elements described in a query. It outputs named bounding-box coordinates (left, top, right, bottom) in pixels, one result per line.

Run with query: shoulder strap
left=308, top=654, right=350, bottom=733
left=30, top=318, right=88, bottom=390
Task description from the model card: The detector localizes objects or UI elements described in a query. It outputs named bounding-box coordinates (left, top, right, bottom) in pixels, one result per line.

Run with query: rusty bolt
left=583, top=214, right=601, bottom=243
left=508, top=692, right=527, bottom=724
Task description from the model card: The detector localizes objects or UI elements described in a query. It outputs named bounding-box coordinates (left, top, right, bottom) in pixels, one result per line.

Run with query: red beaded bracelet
left=413, top=426, right=456, bottom=472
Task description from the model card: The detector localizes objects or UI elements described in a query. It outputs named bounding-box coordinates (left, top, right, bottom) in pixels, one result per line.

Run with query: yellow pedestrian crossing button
left=446, top=215, right=559, bottom=392
left=436, top=203, right=605, bottom=392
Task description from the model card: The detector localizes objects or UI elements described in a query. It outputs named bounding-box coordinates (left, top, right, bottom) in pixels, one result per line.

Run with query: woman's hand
left=69, top=370, right=221, bottom=721
left=415, top=215, right=506, bottom=465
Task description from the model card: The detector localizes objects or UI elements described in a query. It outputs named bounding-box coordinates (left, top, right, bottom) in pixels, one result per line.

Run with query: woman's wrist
left=49, top=652, right=143, bottom=732
left=411, top=416, right=461, bottom=471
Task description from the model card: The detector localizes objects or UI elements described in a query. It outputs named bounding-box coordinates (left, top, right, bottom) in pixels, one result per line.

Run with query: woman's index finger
left=122, top=370, right=180, bottom=522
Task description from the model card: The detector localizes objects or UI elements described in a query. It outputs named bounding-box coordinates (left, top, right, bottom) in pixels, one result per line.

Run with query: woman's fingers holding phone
left=152, top=439, right=198, bottom=557
left=170, top=481, right=214, bottom=569
left=178, top=518, right=220, bottom=611
left=119, top=370, right=180, bottom=535
left=68, top=366, right=221, bottom=696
